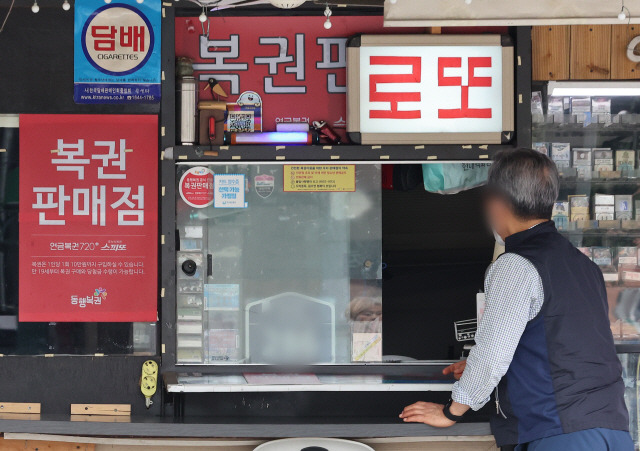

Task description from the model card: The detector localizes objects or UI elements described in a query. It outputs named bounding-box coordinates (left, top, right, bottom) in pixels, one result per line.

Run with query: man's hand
left=399, top=402, right=456, bottom=428
left=443, top=360, right=466, bottom=380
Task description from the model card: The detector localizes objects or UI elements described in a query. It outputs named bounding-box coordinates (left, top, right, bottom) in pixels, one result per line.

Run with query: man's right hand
left=443, top=360, right=466, bottom=380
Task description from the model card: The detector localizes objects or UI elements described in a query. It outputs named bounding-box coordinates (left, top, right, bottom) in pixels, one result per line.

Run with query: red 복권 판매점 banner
left=19, top=114, right=158, bottom=322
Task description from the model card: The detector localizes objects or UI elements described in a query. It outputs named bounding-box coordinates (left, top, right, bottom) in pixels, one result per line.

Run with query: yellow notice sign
left=284, top=165, right=356, bottom=192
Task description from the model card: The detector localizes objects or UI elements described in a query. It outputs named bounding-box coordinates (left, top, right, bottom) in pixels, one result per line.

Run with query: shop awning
left=384, top=0, right=640, bottom=26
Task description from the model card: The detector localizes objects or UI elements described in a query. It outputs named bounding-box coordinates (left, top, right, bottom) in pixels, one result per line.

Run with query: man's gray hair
left=487, top=148, right=559, bottom=220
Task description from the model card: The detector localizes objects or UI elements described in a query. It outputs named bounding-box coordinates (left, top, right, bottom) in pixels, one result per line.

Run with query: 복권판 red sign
left=174, top=16, right=424, bottom=140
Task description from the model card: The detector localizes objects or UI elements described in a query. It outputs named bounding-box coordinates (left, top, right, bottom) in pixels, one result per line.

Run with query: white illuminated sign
left=359, top=46, right=503, bottom=134
left=347, top=35, right=514, bottom=145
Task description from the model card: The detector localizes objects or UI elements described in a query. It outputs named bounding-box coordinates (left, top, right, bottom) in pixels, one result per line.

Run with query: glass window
left=619, top=352, right=640, bottom=448
left=175, top=164, right=382, bottom=364
left=532, top=84, right=640, bottom=343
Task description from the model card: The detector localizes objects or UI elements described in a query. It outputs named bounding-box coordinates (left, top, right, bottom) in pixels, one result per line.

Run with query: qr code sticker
left=227, top=111, right=255, bottom=132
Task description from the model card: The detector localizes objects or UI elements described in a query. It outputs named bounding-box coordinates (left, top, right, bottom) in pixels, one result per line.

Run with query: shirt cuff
left=451, top=381, right=491, bottom=411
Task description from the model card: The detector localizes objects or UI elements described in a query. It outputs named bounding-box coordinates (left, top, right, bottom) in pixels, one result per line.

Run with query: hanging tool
left=206, top=116, right=219, bottom=156
left=313, top=120, right=342, bottom=144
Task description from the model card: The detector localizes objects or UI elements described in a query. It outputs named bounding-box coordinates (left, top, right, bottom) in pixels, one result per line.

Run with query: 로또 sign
left=19, top=114, right=158, bottom=322
left=347, top=34, right=514, bottom=145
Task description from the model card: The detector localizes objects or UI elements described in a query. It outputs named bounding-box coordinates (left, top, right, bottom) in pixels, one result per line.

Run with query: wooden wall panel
left=570, top=25, right=612, bottom=79
left=0, top=438, right=94, bottom=451
left=532, top=26, right=570, bottom=80
left=611, top=24, right=640, bottom=79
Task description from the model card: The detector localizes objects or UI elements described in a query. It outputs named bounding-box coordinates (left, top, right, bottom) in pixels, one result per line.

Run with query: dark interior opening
left=382, top=172, right=494, bottom=360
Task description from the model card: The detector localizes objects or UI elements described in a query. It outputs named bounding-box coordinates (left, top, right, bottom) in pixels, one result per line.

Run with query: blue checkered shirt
left=451, top=252, right=545, bottom=410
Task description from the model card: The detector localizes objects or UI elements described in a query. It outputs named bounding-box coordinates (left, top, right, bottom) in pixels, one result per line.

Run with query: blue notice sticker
left=214, top=174, right=247, bottom=208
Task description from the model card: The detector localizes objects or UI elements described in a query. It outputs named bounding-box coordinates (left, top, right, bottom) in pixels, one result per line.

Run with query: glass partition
left=175, top=163, right=382, bottom=365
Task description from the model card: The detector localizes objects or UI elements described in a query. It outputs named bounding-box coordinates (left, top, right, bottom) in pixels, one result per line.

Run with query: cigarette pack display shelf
left=556, top=219, right=640, bottom=237
left=532, top=115, right=640, bottom=153
left=559, top=229, right=640, bottom=236
left=558, top=177, right=640, bottom=188
left=166, top=144, right=512, bottom=163
left=532, top=113, right=640, bottom=129
left=532, top=124, right=640, bottom=134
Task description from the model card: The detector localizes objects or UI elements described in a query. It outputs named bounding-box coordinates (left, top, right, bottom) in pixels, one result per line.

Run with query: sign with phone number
left=74, top=0, right=161, bottom=104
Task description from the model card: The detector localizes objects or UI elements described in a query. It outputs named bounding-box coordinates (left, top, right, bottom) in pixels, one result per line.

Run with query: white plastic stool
left=254, top=438, right=374, bottom=451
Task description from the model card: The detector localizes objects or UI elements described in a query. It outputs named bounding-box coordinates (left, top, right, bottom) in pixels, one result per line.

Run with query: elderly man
left=400, top=149, right=633, bottom=450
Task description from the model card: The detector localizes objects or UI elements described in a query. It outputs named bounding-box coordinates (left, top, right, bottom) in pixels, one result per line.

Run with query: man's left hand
left=399, top=402, right=456, bottom=428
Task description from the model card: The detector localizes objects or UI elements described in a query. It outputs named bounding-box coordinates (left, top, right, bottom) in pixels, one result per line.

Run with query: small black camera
left=181, top=259, right=197, bottom=276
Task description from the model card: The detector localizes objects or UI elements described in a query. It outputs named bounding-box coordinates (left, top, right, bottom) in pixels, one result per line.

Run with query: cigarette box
left=593, top=148, right=613, bottom=163
left=533, top=142, right=549, bottom=156
left=569, top=195, right=589, bottom=221
left=615, top=195, right=633, bottom=220
left=592, top=97, right=611, bottom=123
left=573, top=148, right=592, bottom=166
left=594, top=194, right=615, bottom=205
left=594, top=148, right=614, bottom=174
left=571, top=97, right=591, bottom=124
left=622, top=271, right=640, bottom=282
left=602, top=271, right=620, bottom=282
left=551, top=143, right=571, bottom=162
left=592, top=247, right=612, bottom=266
left=594, top=205, right=614, bottom=220
left=618, top=247, right=638, bottom=266
left=616, top=150, right=636, bottom=171
left=552, top=201, right=569, bottom=229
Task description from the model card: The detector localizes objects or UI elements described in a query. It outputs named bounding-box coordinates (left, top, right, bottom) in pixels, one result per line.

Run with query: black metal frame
left=159, top=21, right=537, bottom=374
left=0, top=5, right=165, bottom=417
left=170, top=143, right=507, bottom=161
left=0, top=7, right=635, bottom=424
left=160, top=3, right=178, bottom=375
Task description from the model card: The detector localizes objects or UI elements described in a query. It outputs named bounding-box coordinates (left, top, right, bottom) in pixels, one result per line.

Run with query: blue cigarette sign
left=74, top=0, right=161, bottom=104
